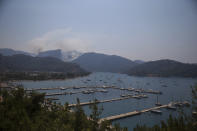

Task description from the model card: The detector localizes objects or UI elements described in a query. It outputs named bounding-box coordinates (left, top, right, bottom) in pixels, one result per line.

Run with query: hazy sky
left=0, top=0, right=197, bottom=63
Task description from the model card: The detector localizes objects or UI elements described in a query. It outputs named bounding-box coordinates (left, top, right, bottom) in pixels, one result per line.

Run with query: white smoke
left=28, top=28, right=91, bottom=53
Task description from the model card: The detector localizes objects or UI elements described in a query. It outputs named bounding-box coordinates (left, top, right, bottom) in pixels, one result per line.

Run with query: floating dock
left=68, top=95, right=148, bottom=107
left=99, top=101, right=188, bottom=122
left=25, top=86, right=162, bottom=95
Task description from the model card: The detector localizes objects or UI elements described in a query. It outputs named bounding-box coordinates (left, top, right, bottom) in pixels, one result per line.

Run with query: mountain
left=127, top=59, right=197, bottom=77
left=0, top=48, right=82, bottom=62
left=134, top=60, right=145, bottom=64
left=0, top=48, right=35, bottom=56
left=72, top=52, right=138, bottom=73
left=37, top=49, right=82, bottom=61
left=62, top=50, right=82, bottom=61
left=0, top=54, right=88, bottom=75
left=37, top=49, right=62, bottom=60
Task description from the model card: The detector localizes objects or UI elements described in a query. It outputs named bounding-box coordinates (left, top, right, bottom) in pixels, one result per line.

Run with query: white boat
left=133, top=95, right=141, bottom=99
left=151, top=110, right=162, bottom=114
left=102, top=85, right=107, bottom=88
left=141, top=94, right=148, bottom=98
left=192, top=111, right=197, bottom=116
left=120, top=94, right=127, bottom=97
left=166, top=106, right=176, bottom=110
left=100, top=89, right=108, bottom=93
left=60, top=87, right=66, bottom=90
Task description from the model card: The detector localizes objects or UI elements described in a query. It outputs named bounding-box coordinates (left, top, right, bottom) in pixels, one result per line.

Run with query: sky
left=0, top=0, right=197, bottom=63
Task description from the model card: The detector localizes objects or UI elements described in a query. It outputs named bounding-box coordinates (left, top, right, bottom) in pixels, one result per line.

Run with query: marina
left=26, top=86, right=162, bottom=96
left=18, top=72, right=195, bottom=130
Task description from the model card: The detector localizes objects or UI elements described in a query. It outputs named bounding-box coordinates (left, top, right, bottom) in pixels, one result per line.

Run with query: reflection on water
left=18, top=72, right=197, bottom=131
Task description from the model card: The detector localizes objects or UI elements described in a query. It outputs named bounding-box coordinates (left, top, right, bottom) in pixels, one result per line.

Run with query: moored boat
left=151, top=110, right=162, bottom=114
left=166, top=105, right=176, bottom=110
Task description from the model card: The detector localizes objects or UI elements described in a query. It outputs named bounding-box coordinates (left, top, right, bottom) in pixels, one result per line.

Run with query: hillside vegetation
left=0, top=54, right=88, bottom=75
left=127, top=60, right=197, bottom=77
left=73, top=52, right=138, bottom=73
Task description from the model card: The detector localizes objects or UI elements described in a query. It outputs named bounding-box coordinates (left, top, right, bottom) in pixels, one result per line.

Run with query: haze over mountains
left=0, top=48, right=35, bottom=57
left=37, top=49, right=82, bottom=62
left=0, top=48, right=197, bottom=77
left=0, top=54, right=87, bottom=75
left=0, top=48, right=82, bottom=62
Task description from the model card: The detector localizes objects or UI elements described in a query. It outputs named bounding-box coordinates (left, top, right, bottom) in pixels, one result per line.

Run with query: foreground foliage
left=0, top=86, right=127, bottom=131
left=134, top=84, right=197, bottom=131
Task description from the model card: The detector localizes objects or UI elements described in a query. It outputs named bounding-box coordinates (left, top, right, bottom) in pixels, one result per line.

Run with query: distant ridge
left=62, top=50, right=82, bottom=62
left=37, top=49, right=82, bottom=62
left=0, top=54, right=88, bottom=75
left=127, top=59, right=197, bottom=77
left=0, top=48, right=83, bottom=62
left=72, top=52, right=138, bottom=73
left=1, top=48, right=196, bottom=77
left=134, top=60, right=145, bottom=64
left=0, top=48, right=35, bottom=56
left=38, top=49, right=62, bottom=60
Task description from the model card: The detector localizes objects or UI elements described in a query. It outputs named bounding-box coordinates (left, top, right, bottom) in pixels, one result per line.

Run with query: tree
left=89, top=99, right=103, bottom=131
left=73, top=98, right=88, bottom=131
left=0, top=86, right=127, bottom=131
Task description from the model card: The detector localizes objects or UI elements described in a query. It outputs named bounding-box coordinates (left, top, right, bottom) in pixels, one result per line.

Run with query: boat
left=82, top=91, right=90, bottom=94
left=175, top=102, right=183, bottom=107
left=100, top=89, right=108, bottom=93
left=73, top=86, right=80, bottom=89
left=135, top=89, right=142, bottom=93
left=151, top=110, right=162, bottom=114
left=166, top=105, right=176, bottom=110
left=102, top=85, right=107, bottom=89
left=111, top=85, right=116, bottom=88
left=60, top=87, right=66, bottom=90
left=155, top=103, right=162, bottom=106
left=155, top=96, right=162, bottom=106
left=127, top=94, right=133, bottom=97
left=133, top=95, right=141, bottom=99
left=192, top=111, right=197, bottom=116
left=183, top=101, right=190, bottom=107
left=140, top=94, right=148, bottom=98
left=89, top=90, right=95, bottom=93
left=127, top=88, right=135, bottom=91
left=120, top=94, right=127, bottom=97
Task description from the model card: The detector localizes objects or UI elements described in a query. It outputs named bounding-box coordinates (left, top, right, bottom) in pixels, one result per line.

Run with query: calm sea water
left=17, top=72, right=197, bottom=131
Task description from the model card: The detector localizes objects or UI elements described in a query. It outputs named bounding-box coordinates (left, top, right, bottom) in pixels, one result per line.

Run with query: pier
left=68, top=94, right=148, bottom=107
left=99, top=101, right=189, bottom=122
